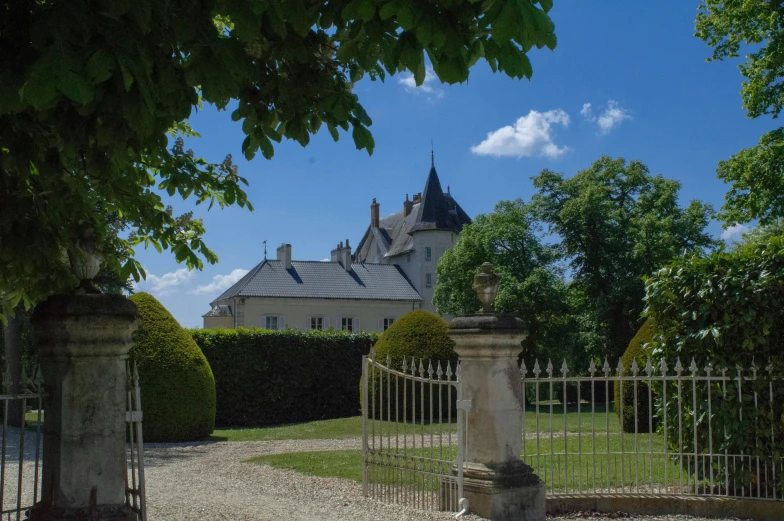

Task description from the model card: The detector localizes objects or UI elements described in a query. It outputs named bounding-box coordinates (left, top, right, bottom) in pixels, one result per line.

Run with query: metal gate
left=125, top=360, right=147, bottom=521
left=361, top=349, right=466, bottom=512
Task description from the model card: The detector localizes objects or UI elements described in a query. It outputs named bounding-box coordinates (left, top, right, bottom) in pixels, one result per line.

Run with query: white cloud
left=721, top=224, right=750, bottom=242
left=596, top=100, right=631, bottom=134
left=135, top=268, right=193, bottom=296
left=470, top=109, right=570, bottom=158
left=320, top=258, right=330, bottom=262
left=580, top=103, right=594, bottom=120
left=580, top=100, right=632, bottom=134
left=190, top=268, right=249, bottom=295
left=398, top=66, right=444, bottom=98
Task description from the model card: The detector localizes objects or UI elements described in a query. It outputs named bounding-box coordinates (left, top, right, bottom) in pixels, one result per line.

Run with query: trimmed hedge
left=129, top=293, right=216, bottom=442
left=614, top=319, right=657, bottom=433
left=190, top=328, right=377, bottom=427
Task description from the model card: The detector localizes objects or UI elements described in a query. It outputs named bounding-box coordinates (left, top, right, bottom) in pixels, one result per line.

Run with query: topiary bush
left=191, top=328, right=376, bottom=427
left=366, top=310, right=457, bottom=422
left=372, top=310, right=457, bottom=368
left=129, top=293, right=216, bottom=442
left=614, top=319, right=658, bottom=433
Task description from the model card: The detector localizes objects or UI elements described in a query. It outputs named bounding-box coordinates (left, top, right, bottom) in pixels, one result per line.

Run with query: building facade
left=203, top=159, right=470, bottom=331
left=353, top=158, right=471, bottom=313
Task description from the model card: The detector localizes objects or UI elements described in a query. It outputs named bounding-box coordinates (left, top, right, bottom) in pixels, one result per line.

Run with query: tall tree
left=531, top=156, right=717, bottom=361
left=434, top=199, right=582, bottom=366
left=696, top=0, right=784, bottom=226
left=0, top=0, right=557, bottom=322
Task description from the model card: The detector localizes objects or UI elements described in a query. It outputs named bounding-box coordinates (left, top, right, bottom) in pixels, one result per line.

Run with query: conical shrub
left=129, top=292, right=216, bottom=441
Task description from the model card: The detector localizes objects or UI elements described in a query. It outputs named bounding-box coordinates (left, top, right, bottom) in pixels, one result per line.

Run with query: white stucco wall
left=204, top=297, right=421, bottom=331
left=393, top=230, right=457, bottom=313
left=203, top=316, right=234, bottom=329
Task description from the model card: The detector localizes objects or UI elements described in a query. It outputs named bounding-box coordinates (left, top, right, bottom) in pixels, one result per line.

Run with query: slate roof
left=409, top=165, right=471, bottom=234
left=212, top=260, right=422, bottom=303
left=203, top=304, right=232, bottom=318
left=355, top=162, right=471, bottom=262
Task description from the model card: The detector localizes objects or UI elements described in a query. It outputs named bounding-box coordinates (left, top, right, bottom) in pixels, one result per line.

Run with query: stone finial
left=67, top=227, right=103, bottom=294
left=472, top=262, right=499, bottom=314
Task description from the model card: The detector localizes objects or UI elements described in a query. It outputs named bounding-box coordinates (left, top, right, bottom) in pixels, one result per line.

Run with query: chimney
left=403, top=194, right=413, bottom=217
left=412, top=192, right=422, bottom=204
left=331, top=241, right=343, bottom=263
left=276, top=243, right=292, bottom=270
left=342, top=238, right=352, bottom=271
left=370, top=198, right=380, bottom=228
left=331, top=240, right=352, bottom=271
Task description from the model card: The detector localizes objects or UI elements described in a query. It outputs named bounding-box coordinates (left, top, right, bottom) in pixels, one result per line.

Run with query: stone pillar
left=447, top=263, right=545, bottom=521
left=30, top=294, right=139, bottom=521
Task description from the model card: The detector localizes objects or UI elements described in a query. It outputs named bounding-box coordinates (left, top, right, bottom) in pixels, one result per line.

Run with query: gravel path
left=143, top=438, right=745, bottom=521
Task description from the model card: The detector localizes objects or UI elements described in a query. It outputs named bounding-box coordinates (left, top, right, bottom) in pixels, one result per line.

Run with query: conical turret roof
left=409, top=161, right=471, bottom=234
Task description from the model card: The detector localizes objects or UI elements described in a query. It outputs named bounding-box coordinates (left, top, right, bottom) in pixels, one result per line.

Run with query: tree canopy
left=530, top=156, right=716, bottom=360
left=0, top=0, right=557, bottom=321
left=696, top=0, right=784, bottom=226
left=433, top=199, right=579, bottom=365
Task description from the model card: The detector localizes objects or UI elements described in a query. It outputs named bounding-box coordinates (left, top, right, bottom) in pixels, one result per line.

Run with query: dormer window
left=425, top=247, right=432, bottom=261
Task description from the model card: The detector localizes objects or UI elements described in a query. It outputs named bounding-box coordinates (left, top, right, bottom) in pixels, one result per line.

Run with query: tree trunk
left=3, top=311, right=25, bottom=427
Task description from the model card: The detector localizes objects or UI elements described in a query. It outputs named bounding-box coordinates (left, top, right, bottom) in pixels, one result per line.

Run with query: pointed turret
left=409, top=159, right=471, bottom=234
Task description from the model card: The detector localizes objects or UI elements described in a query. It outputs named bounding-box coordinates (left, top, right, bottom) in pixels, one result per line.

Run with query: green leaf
left=538, top=0, right=553, bottom=13
left=357, top=0, right=375, bottom=22
left=397, top=3, right=414, bottom=31
left=86, top=50, right=115, bottom=84
left=259, top=134, right=275, bottom=160
left=415, top=16, right=432, bottom=47
left=492, top=0, right=522, bottom=43
left=414, top=56, right=426, bottom=86
left=57, top=72, right=94, bottom=105
left=352, top=124, right=375, bottom=154
left=327, top=123, right=340, bottom=142
left=379, top=1, right=398, bottom=20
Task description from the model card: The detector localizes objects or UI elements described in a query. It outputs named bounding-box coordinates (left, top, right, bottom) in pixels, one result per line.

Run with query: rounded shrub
left=364, top=310, right=457, bottom=421
left=614, top=318, right=657, bottom=433
left=129, top=292, right=216, bottom=441
left=372, top=310, right=457, bottom=369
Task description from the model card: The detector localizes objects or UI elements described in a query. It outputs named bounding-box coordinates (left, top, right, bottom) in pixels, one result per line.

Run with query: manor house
left=202, top=158, right=471, bottom=331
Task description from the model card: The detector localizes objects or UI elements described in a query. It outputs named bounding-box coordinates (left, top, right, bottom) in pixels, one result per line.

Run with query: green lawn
left=214, top=403, right=623, bottom=442
left=251, top=432, right=691, bottom=494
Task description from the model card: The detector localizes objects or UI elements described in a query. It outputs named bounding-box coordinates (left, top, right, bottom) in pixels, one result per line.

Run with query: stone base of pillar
left=28, top=503, right=137, bottom=521
left=462, top=461, right=545, bottom=521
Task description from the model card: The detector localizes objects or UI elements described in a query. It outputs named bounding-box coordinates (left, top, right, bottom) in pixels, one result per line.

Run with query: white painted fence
left=362, top=351, right=467, bottom=512
left=521, top=357, right=783, bottom=501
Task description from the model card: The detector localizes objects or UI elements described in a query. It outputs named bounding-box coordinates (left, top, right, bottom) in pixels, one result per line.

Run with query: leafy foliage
left=696, top=1, right=784, bottom=226
left=190, top=327, right=377, bottom=427
left=644, top=234, right=784, bottom=495
left=368, top=310, right=456, bottom=421
left=613, top=319, right=657, bottom=434
left=0, top=0, right=557, bottom=321
left=372, top=310, right=456, bottom=369
left=129, top=293, right=216, bottom=441
left=531, top=156, right=717, bottom=361
left=433, top=199, right=584, bottom=369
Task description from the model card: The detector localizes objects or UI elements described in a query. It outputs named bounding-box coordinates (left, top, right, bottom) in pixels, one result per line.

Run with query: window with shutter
left=341, top=317, right=353, bottom=332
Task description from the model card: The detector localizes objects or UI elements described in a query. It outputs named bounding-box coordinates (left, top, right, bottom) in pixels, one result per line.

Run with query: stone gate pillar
left=30, top=293, right=139, bottom=521
left=447, top=263, right=545, bottom=521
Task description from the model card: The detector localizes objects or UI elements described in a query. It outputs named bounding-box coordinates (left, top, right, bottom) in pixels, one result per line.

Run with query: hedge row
left=190, top=328, right=377, bottom=427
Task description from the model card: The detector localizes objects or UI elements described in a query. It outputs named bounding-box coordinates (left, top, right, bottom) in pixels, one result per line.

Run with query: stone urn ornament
left=67, top=228, right=103, bottom=294
left=472, top=262, right=499, bottom=314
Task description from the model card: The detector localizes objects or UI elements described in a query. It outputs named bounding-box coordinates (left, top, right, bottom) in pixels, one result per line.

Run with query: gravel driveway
left=144, top=438, right=745, bottom=521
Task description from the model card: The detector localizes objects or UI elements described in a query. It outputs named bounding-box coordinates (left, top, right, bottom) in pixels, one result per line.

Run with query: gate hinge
left=456, top=399, right=472, bottom=411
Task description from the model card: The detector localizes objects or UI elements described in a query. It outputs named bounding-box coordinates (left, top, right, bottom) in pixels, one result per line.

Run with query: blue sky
left=134, top=2, right=777, bottom=327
